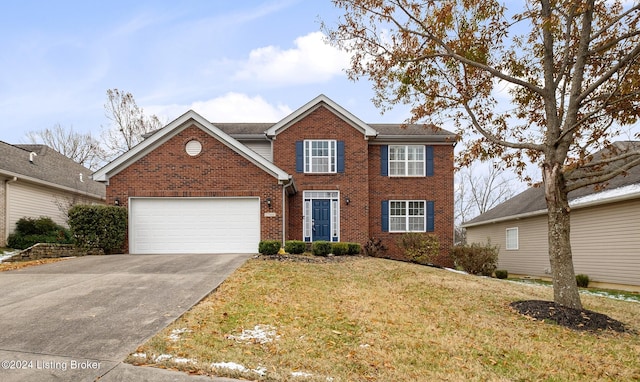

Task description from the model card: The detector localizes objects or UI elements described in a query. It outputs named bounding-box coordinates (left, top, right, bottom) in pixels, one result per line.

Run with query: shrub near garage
left=68, top=205, right=127, bottom=254
left=7, top=217, right=73, bottom=249
left=258, top=240, right=281, bottom=255
left=284, top=240, right=306, bottom=254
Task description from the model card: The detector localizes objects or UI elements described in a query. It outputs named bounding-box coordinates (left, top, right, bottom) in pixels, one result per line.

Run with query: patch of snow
left=359, top=343, right=370, bottom=348
left=580, top=289, right=640, bottom=303
left=168, top=328, right=192, bottom=341
left=154, top=354, right=173, bottom=362
left=173, top=357, right=196, bottom=364
left=211, top=361, right=266, bottom=376
left=131, top=353, right=147, bottom=358
left=226, top=324, right=279, bottom=344
left=0, top=250, right=19, bottom=263
left=444, top=267, right=468, bottom=275
left=291, top=371, right=314, bottom=378
left=570, top=184, right=640, bottom=206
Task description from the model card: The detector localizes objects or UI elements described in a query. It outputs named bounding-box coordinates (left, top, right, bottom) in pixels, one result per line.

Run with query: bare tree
left=26, top=124, right=106, bottom=170
left=455, top=162, right=519, bottom=244
left=101, top=88, right=163, bottom=161
left=327, top=0, right=640, bottom=308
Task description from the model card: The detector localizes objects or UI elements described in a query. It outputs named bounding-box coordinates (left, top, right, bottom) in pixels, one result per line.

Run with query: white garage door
left=130, top=197, right=260, bottom=254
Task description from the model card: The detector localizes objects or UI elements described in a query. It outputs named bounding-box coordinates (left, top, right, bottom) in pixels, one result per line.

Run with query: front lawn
left=129, top=257, right=640, bottom=381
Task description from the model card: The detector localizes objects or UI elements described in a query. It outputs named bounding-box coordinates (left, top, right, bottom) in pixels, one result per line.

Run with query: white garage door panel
left=130, top=198, right=260, bottom=254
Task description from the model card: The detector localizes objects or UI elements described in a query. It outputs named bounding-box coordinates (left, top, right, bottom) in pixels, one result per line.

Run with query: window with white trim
left=506, top=227, right=519, bottom=250
left=304, top=140, right=336, bottom=173
left=389, top=200, right=425, bottom=232
left=389, top=145, right=425, bottom=176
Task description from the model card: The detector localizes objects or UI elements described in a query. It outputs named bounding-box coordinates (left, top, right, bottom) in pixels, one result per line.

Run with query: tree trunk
left=543, top=163, right=583, bottom=310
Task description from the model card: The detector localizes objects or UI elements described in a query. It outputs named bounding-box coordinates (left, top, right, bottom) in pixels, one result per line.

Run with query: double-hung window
left=390, top=200, right=426, bottom=232
left=506, top=227, right=519, bottom=250
left=389, top=145, right=425, bottom=176
left=304, top=140, right=336, bottom=173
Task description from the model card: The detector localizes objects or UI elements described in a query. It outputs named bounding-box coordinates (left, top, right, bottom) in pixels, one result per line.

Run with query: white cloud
left=147, top=92, right=293, bottom=123
left=233, top=31, right=350, bottom=85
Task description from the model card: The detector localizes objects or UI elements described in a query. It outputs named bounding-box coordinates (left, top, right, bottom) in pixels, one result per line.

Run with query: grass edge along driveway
left=129, top=257, right=640, bottom=382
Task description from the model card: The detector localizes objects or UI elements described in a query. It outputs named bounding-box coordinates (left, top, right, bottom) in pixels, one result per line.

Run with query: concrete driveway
left=0, top=253, right=252, bottom=382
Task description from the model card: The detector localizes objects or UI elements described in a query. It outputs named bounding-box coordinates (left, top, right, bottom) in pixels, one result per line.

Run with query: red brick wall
left=106, top=124, right=284, bottom=252
left=272, top=106, right=370, bottom=244
left=368, top=144, right=455, bottom=266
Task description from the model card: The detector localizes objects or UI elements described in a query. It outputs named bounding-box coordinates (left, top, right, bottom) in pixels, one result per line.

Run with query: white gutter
left=4, top=176, right=18, bottom=242
left=462, top=187, right=640, bottom=228
left=0, top=170, right=105, bottom=200
left=280, top=177, right=295, bottom=248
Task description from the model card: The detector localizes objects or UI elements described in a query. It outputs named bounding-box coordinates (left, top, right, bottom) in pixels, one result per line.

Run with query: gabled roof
left=0, top=141, right=105, bottom=198
left=93, top=110, right=292, bottom=183
left=369, top=123, right=457, bottom=143
left=463, top=142, right=640, bottom=227
left=265, top=94, right=379, bottom=139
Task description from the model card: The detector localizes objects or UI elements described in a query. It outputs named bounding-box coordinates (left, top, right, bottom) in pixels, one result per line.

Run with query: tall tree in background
left=327, top=0, right=640, bottom=308
left=26, top=124, right=105, bottom=170
left=101, top=88, right=163, bottom=161
left=455, top=163, right=517, bottom=244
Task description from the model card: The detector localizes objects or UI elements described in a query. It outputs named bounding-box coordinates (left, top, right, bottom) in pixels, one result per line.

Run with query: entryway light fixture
left=114, top=197, right=120, bottom=206
left=266, top=198, right=272, bottom=208
left=345, top=196, right=350, bottom=205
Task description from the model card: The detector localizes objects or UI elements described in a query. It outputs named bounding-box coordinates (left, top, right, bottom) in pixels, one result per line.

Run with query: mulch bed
left=510, top=300, right=633, bottom=333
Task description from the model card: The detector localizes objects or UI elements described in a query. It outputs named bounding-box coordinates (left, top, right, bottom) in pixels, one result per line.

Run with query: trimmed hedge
left=258, top=240, right=281, bottom=255
left=68, top=205, right=127, bottom=254
left=576, top=274, right=590, bottom=288
left=331, top=242, right=349, bottom=256
left=312, top=241, right=332, bottom=256
left=398, top=232, right=440, bottom=265
left=495, top=269, right=509, bottom=279
left=284, top=240, right=306, bottom=254
left=7, top=217, right=73, bottom=249
left=347, top=242, right=361, bottom=255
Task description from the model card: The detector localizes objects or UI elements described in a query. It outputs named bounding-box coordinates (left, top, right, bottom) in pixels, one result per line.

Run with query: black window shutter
left=426, top=201, right=435, bottom=232
left=337, top=141, right=345, bottom=173
left=380, top=145, right=388, bottom=176
left=295, top=141, right=304, bottom=173
left=381, top=200, right=389, bottom=232
left=426, top=146, right=434, bottom=176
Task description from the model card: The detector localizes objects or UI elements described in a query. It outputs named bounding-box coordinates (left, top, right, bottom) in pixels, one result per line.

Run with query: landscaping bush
left=347, top=242, right=362, bottom=256
left=363, top=237, right=387, bottom=257
left=284, top=240, right=306, bottom=254
left=331, top=242, right=349, bottom=256
left=398, top=232, right=440, bottom=265
left=312, top=241, right=332, bottom=257
left=258, top=240, right=281, bottom=256
left=7, top=217, right=73, bottom=249
left=68, top=205, right=127, bottom=254
left=495, top=269, right=509, bottom=279
left=450, top=241, right=499, bottom=276
left=576, top=274, right=590, bottom=288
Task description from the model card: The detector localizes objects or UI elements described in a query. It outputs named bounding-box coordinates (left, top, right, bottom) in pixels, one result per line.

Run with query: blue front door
left=312, top=199, right=331, bottom=241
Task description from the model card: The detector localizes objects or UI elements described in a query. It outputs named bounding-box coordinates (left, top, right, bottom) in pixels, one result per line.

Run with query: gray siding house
left=1, top=142, right=106, bottom=247
left=463, top=144, right=640, bottom=290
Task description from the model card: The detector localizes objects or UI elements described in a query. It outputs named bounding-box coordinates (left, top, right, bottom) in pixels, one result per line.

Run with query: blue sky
left=0, top=0, right=413, bottom=144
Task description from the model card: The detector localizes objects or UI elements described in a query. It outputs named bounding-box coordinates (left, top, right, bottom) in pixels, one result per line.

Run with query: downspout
left=281, top=177, right=294, bottom=249
left=4, top=177, right=18, bottom=245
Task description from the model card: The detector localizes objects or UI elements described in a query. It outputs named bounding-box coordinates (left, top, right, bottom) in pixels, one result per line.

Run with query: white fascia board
left=265, top=94, right=378, bottom=139
left=461, top=187, right=640, bottom=228
left=93, top=110, right=291, bottom=182
left=0, top=169, right=106, bottom=200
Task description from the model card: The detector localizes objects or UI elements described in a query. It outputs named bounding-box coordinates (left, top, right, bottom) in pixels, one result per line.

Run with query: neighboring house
left=463, top=143, right=640, bottom=289
left=0, top=142, right=106, bottom=246
left=93, top=94, right=457, bottom=260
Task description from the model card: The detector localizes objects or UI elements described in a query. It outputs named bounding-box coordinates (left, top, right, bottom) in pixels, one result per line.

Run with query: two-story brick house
left=93, top=95, right=456, bottom=261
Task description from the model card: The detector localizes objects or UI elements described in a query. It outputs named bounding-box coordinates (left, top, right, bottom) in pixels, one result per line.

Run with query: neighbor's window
left=304, top=140, right=336, bottom=173
left=506, top=227, right=519, bottom=250
left=390, top=200, right=425, bottom=232
left=389, top=145, right=425, bottom=176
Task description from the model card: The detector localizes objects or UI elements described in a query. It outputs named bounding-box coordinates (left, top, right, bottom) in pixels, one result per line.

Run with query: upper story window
left=305, top=140, right=336, bottom=173
left=389, top=145, right=425, bottom=176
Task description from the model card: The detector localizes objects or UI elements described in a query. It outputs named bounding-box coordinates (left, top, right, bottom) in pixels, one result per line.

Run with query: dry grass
left=129, top=258, right=640, bottom=381
left=0, top=257, right=70, bottom=271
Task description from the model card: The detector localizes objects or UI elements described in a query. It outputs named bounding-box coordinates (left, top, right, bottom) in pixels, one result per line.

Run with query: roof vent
left=29, top=152, right=37, bottom=163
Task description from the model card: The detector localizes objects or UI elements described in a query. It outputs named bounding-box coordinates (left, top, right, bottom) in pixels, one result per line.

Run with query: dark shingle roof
left=0, top=141, right=105, bottom=198
left=463, top=142, right=640, bottom=226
